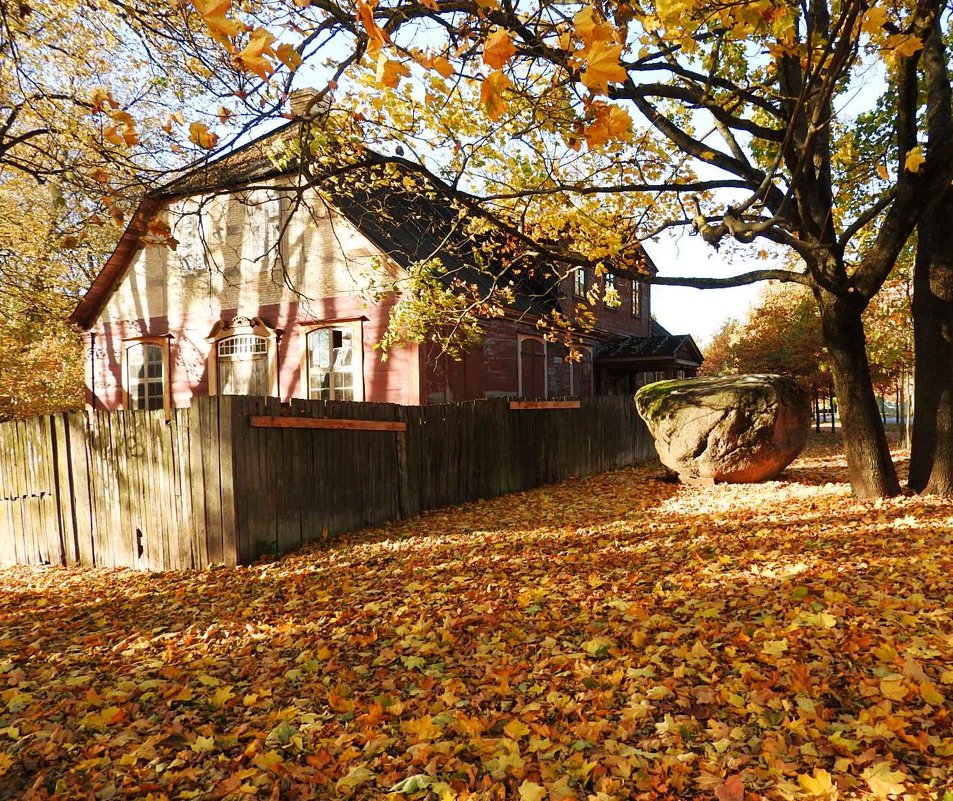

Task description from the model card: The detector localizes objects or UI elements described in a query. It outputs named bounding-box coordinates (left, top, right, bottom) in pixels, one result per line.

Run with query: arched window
left=125, top=342, right=166, bottom=411
left=207, top=317, right=278, bottom=397
left=306, top=325, right=359, bottom=400
left=518, top=337, right=546, bottom=398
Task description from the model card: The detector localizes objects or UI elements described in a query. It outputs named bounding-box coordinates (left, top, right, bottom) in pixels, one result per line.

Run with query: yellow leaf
left=483, top=29, right=516, bottom=70
left=192, top=0, right=243, bottom=45
left=761, top=638, right=789, bottom=657
left=0, top=753, right=12, bottom=776
left=890, top=35, right=924, bottom=58
left=503, top=719, right=531, bottom=739
left=879, top=678, right=906, bottom=701
left=480, top=70, right=511, bottom=121
left=876, top=164, right=889, bottom=180
left=191, top=735, right=215, bottom=753
left=920, top=679, right=944, bottom=705
left=573, top=7, right=617, bottom=47
left=797, top=768, right=837, bottom=799
left=376, top=54, right=411, bottom=88
left=432, top=56, right=454, bottom=78
left=581, top=41, right=627, bottom=95
left=861, top=6, right=888, bottom=35
left=336, top=764, right=375, bottom=796
left=862, top=762, right=906, bottom=799
left=904, top=146, right=926, bottom=173
left=189, top=122, right=219, bottom=150
left=236, top=27, right=277, bottom=80
left=276, top=43, right=302, bottom=71
left=252, top=750, right=283, bottom=772
left=518, top=780, right=546, bottom=801
left=211, top=685, right=234, bottom=708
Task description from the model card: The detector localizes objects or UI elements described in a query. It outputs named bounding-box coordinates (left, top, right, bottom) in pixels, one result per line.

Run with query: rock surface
left=635, top=374, right=812, bottom=484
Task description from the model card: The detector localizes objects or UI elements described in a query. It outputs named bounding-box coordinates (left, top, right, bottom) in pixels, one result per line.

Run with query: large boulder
left=635, top=374, right=812, bottom=484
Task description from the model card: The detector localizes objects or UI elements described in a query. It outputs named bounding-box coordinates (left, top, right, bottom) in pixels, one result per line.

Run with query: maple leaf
left=483, top=29, right=516, bottom=70
left=904, top=146, right=926, bottom=173
left=188, top=122, right=219, bottom=149
left=573, top=7, right=617, bottom=46
left=481, top=70, right=511, bottom=121
left=355, top=0, right=390, bottom=58
left=336, top=764, right=375, bottom=795
left=580, top=41, right=627, bottom=94
left=798, top=768, right=837, bottom=799
left=714, top=773, right=745, bottom=801
left=376, top=55, right=411, bottom=89
left=862, top=762, right=906, bottom=798
left=236, top=27, right=277, bottom=79
left=518, top=780, right=547, bottom=801
left=390, top=774, right=432, bottom=793
left=584, top=103, right=632, bottom=148
left=276, top=43, right=302, bottom=71
left=192, top=0, right=243, bottom=45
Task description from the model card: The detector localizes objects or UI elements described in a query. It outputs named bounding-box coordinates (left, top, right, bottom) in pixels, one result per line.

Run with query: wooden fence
left=0, top=395, right=656, bottom=571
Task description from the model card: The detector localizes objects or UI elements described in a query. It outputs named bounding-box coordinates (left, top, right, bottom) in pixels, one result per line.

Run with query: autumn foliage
left=2, top=437, right=952, bottom=799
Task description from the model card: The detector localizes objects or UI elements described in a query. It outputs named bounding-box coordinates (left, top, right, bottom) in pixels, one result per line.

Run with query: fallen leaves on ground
left=2, top=434, right=953, bottom=799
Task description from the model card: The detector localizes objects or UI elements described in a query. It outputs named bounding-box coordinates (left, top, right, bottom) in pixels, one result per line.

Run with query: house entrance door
left=216, top=333, right=271, bottom=395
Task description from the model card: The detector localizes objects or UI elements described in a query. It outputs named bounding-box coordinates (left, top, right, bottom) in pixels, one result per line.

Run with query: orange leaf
left=483, top=29, right=516, bottom=70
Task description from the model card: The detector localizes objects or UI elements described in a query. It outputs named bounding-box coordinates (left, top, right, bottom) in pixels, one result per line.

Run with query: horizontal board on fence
left=0, top=393, right=656, bottom=571
left=250, top=416, right=407, bottom=432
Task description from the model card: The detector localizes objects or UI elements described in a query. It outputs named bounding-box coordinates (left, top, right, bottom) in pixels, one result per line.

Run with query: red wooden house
left=70, top=117, right=701, bottom=412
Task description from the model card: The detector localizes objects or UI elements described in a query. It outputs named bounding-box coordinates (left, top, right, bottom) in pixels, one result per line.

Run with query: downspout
left=88, top=331, right=97, bottom=411
left=275, top=329, right=283, bottom=401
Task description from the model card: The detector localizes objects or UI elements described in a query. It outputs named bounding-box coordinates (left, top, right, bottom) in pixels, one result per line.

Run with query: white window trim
left=517, top=334, right=548, bottom=399
left=573, top=267, right=586, bottom=298
left=302, top=321, right=365, bottom=402
left=121, top=337, right=171, bottom=414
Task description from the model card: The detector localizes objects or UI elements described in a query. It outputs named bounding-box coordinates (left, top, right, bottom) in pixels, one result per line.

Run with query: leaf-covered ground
left=2, top=435, right=953, bottom=801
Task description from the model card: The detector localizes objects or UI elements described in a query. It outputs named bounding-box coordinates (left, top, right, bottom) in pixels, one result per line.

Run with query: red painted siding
left=86, top=296, right=420, bottom=410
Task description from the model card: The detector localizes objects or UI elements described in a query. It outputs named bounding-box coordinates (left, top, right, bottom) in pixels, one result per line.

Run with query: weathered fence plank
left=0, top=394, right=656, bottom=569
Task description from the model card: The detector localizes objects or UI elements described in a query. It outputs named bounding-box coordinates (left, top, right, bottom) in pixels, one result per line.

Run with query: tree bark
left=910, top=190, right=953, bottom=494
left=817, top=291, right=900, bottom=498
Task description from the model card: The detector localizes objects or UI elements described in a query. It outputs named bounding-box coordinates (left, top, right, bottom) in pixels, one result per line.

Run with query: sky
left=646, top=229, right=764, bottom=347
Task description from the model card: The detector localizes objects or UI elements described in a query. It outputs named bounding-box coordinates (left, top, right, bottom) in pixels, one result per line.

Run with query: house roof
left=594, top=332, right=704, bottom=365
left=70, top=122, right=655, bottom=329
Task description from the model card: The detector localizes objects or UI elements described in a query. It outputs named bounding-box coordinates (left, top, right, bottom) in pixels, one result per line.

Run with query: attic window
left=245, top=189, right=285, bottom=267
left=172, top=208, right=206, bottom=272
left=632, top=281, right=642, bottom=317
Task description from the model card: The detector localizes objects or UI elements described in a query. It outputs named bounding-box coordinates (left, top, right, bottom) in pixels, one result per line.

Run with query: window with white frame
left=306, top=326, right=360, bottom=401
left=246, top=189, right=284, bottom=267
left=573, top=268, right=586, bottom=297
left=125, top=342, right=165, bottom=411
left=172, top=208, right=205, bottom=271
left=632, top=281, right=642, bottom=317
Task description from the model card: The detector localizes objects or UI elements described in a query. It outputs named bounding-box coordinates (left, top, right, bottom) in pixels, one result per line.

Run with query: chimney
left=289, top=88, right=330, bottom=119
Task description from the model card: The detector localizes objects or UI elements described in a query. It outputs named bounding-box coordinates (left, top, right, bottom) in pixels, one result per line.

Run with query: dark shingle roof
left=594, top=333, right=703, bottom=363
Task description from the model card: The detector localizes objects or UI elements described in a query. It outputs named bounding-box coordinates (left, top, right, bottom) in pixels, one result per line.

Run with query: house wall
left=560, top=271, right=652, bottom=339
left=87, top=185, right=421, bottom=409
left=421, top=317, right=592, bottom=403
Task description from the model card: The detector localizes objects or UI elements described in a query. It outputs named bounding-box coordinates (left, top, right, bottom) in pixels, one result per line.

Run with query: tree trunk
left=818, top=292, right=900, bottom=498
left=910, top=191, right=953, bottom=494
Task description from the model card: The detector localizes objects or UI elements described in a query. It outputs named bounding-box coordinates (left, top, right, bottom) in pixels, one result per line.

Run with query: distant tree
left=702, top=283, right=833, bottom=397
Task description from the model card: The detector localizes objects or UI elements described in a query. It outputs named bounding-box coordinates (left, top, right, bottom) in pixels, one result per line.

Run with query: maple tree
left=702, top=283, right=833, bottom=398
left=153, top=0, right=953, bottom=500
left=2, top=436, right=953, bottom=798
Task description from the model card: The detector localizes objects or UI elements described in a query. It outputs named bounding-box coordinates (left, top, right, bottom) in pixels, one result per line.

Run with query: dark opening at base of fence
left=0, top=395, right=656, bottom=571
